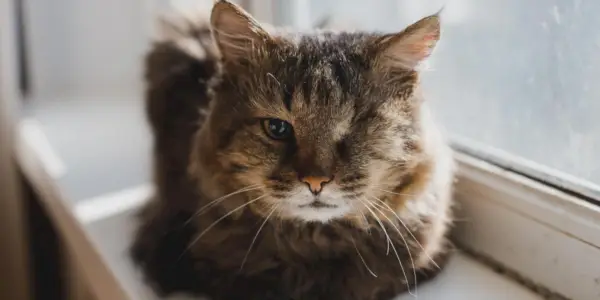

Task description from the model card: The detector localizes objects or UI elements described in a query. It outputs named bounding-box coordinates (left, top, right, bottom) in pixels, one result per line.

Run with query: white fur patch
left=287, top=205, right=352, bottom=223
left=280, top=186, right=352, bottom=223
left=399, top=104, right=456, bottom=268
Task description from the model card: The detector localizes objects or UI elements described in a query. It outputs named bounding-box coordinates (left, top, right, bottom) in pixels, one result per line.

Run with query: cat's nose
left=300, top=176, right=333, bottom=195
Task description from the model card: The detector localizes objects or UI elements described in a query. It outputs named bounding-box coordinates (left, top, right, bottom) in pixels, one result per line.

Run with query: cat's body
left=131, top=2, right=455, bottom=300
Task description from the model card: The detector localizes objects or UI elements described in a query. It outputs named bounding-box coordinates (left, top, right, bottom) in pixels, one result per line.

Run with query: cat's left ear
left=375, top=13, right=441, bottom=70
left=210, top=0, right=272, bottom=64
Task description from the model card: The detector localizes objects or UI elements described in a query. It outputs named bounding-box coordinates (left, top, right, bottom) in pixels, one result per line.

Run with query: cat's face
left=191, top=1, right=440, bottom=223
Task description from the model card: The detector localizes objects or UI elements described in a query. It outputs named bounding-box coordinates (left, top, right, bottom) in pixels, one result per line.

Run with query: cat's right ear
left=210, top=0, right=272, bottom=64
left=374, top=13, right=441, bottom=71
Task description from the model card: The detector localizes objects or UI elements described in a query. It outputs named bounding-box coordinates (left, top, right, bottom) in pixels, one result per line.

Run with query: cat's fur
left=131, top=1, right=456, bottom=300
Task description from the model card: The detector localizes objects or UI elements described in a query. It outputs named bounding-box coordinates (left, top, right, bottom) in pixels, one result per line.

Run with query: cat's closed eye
left=261, top=118, right=294, bottom=141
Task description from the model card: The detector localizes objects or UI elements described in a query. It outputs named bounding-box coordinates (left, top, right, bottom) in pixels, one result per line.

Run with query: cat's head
left=190, top=1, right=441, bottom=224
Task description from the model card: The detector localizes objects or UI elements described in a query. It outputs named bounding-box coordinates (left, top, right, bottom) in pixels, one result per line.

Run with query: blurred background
left=1, top=0, right=599, bottom=299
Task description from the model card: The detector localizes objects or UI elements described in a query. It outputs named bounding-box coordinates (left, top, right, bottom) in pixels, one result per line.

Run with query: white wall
left=23, top=0, right=170, bottom=98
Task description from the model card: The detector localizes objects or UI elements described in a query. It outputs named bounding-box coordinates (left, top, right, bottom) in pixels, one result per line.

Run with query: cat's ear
left=210, top=0, right=272, bottom=63
left=375, top=13, right=441, bottom=70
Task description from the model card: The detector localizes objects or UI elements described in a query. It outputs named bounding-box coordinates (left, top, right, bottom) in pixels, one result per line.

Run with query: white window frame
left=248, top=2, right=600, bottom=300
left=453, top=151, right=600, bottom=300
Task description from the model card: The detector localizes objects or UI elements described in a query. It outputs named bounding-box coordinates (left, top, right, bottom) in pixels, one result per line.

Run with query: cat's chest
left=191, top=214, right=416, bottom=266
left=254, top=221, right=413, bottom=262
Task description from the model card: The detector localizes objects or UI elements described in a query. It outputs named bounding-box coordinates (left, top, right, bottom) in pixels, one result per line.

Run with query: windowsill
left=88, top=203, right=544, bottom=300
left=452, top=152, right=600, bottom=300
left=14, top=95, right=575, bottom=300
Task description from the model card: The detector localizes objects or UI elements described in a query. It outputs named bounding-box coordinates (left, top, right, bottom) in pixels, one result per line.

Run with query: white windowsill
left=15, top=96, right=598, bottom=300
left=81, top=191, right=544, bottom=300
left=452, top=152, right=600, bottom=300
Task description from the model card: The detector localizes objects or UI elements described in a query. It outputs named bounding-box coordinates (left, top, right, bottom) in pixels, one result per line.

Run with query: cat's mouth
left=299, top=201, right=338, bottom=209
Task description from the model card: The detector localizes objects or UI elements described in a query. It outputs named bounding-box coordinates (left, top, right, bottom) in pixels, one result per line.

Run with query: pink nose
left=300, top=176, right=332, bottom=195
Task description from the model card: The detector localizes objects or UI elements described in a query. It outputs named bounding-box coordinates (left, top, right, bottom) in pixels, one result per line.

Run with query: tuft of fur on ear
left=210, top=0, right=272, bottom=63
left=376, top=13, right=441, bottom=71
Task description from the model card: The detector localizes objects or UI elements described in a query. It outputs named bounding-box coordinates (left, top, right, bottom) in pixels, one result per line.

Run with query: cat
left=131, top=1, right=456, bottom=300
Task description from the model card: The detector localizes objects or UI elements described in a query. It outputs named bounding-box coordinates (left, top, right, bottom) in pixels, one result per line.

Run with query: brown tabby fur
left=131, top=2, right=454, bottom=299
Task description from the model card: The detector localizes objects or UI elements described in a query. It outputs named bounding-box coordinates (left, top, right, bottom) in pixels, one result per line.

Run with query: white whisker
left=356, top=197, right=413, bottom=296
left=182, top=194, right=269, bottom=258
left=373, top=187, right=418, bottom=197
left=184, top=184, right=263, bottom=225
left=239, top=203, right=279, bottom=271
left=367, top=197, right=418, bottom=297
left=349, top=199, right=371, bottom=234
left=371, top=195, right=440, bottom=270
left=352, top=195, right=390, bottom=253
left=352, top=237, right=377, bottom=278
left=267, top=72, right=281, bottom=87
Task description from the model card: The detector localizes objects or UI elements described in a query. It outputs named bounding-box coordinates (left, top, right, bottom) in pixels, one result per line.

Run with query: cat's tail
left=144, top=8, right=218, bottom=137
left=144, top=8, right=219, bottom=214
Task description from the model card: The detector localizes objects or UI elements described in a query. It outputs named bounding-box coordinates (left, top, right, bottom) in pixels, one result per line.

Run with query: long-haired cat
left=131, top=1, right=455, bottom=299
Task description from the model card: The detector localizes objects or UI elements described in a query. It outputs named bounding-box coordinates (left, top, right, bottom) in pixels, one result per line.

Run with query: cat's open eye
left=262, top=118, right=294, bottom=141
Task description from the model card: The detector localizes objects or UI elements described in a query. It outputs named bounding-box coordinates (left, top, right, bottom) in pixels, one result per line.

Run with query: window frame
left=452, top=152, right=600, bottom=300
left=451, top=135, right=600, bottom=204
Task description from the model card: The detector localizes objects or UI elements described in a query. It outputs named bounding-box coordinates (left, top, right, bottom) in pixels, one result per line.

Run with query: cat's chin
left=283, top=203, right=352, bottom=223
